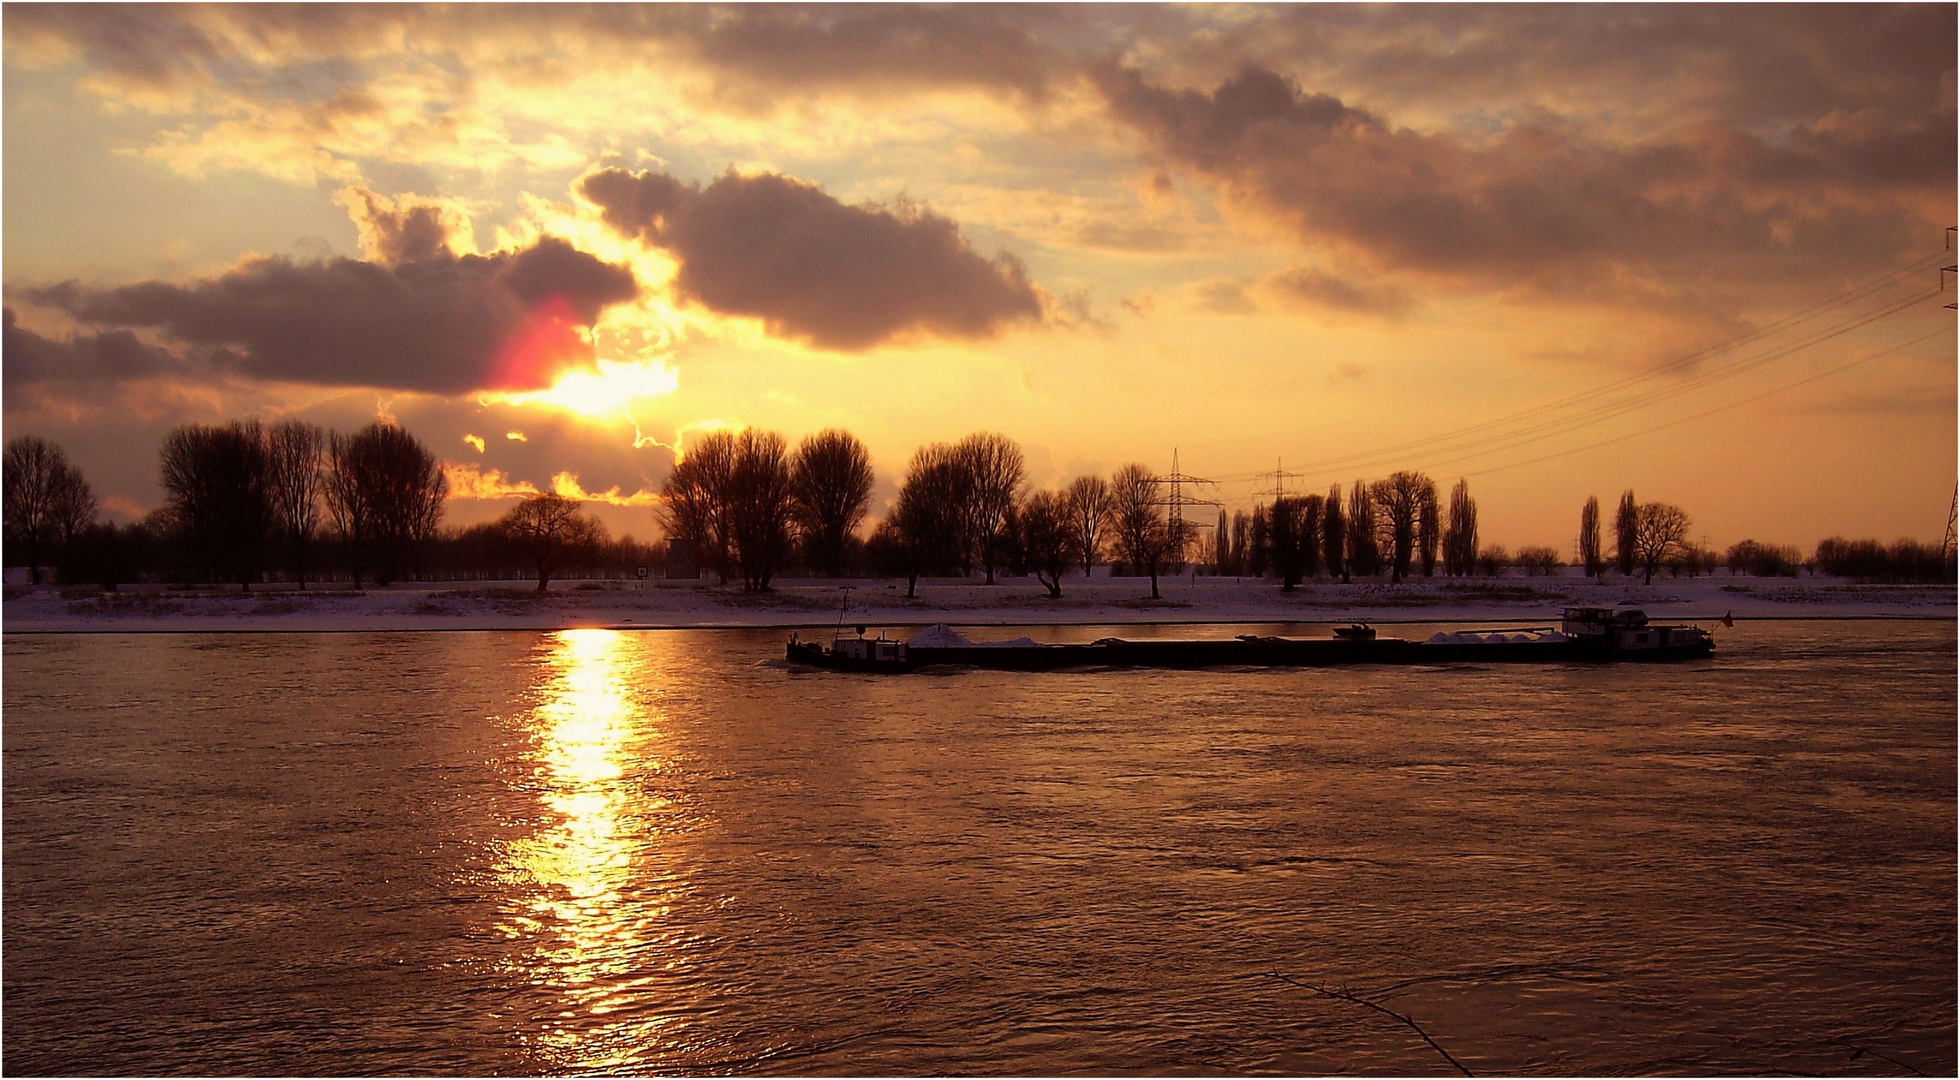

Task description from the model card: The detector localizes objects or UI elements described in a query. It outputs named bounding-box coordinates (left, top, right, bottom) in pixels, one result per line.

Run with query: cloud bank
left=581, top=168, right=1044, bottom=350
left=24, top=237, right=638, bottom=396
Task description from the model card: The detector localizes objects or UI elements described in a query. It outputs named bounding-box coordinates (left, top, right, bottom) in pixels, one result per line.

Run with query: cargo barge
left=785, top=606, right=1715, bottom=673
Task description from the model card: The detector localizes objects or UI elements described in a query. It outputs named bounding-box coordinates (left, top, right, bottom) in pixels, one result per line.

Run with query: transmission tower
left=1158, top=448, right=1219, bottom=564
left=1943, top=483, right=1956, bottom=565
left=1945, top=226, right=1957, bottom=310
left=1253, top=457, right=1306, bottom=500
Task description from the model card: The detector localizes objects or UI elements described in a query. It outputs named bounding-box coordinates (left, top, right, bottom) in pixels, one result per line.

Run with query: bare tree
left=1632, top=502, right=1691, bottom=584
left=955, top=432, right=1025, bottom=585
left=499, top=493, right=604, bottom=591
left=1323, top=484, right=1347, bottom=583
left=1579, top=496, right=1604, bottom=579
left=326, top=423, right=445, bottom=586
left=161, top=421, right=272, bottom=589
left=727, top=429, right=796, bottom=592
left=1270, top=494, right=1325, bottom=591
left=265, top=419, right=325, bottom=589
left=1373, top=471, right=1428, bottom=583
left=1247, top=503, right=1270, bottom=577
left=1516, top=546, right=1563, bottom=576
left=48, top=466, right=98, bottom=581
left=790, top=429, right=873, bottom=577
left=1443, top=479, right=1477, bottom=576
left=1020, top=489, right=1073, bottom=598
left=1417, top=478, right=1441, bottom=577
left=1615, top=489, right=1638, bottom=578
left=659, top=430, right=738, bottom=584
left=1345, top=480, right=1380, bottom=578
left=1214, top=507, right=1229, bottom=573
left=5, top=436, right=71, bottom=584
left=1108, top=463, right=1174, bottom=599
left=1233, top=509, right=1253, bottom=577
left=890, top=442, right=967, bottom=598
left=1065, top=473, right=1110, bottom=579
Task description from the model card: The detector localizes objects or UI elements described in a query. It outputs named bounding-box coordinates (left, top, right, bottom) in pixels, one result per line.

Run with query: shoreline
left=4, top=575, right=1952, bottom=634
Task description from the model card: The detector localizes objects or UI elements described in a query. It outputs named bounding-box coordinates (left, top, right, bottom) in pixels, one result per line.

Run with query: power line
left=1293, top=278, right=1943, bottom=478
left=1388, top=288, right=1943, bottom=478
left=1252, top=457, right=1305, bottom=499
left=1456, top=323, right=1954, bottom=480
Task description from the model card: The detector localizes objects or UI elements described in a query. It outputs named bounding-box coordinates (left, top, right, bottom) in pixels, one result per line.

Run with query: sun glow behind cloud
left=494, top=358, right=682, bottom=418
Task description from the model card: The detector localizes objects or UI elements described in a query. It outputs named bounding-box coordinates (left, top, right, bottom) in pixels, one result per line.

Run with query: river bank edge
left=5, top=576, right=1952, bottom=634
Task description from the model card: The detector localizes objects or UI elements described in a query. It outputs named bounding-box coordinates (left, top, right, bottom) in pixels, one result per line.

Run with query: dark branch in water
left=1834, top=1038, right=1928, bottom=1077
left=1265, top=971, right=1473, bottom=1076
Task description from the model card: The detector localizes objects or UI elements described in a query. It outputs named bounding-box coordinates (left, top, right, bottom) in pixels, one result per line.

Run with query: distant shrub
left=1515, top=546, right=1562, bottom=576
left=1725, top=539, right=1802, bottom=577
left=1475, top=545, right=1510, bottom=577
left=1666, top=542, right=1719, bottom=578
left=1812, top=537, right=1953, bottom=583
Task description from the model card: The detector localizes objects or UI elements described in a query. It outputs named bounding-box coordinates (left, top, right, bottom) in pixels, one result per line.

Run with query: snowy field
left=4, top=571, right=1951, bottom=633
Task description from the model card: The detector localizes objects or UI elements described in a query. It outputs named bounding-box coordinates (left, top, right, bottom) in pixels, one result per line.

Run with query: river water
left=4, top=621, right=1954, bottom=1075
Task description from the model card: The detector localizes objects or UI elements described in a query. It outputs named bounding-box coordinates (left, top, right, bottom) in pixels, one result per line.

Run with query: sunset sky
left=5, top=3, right=1954, bottom=550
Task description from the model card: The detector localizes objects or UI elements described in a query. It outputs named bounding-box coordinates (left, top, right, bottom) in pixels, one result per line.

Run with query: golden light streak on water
left=496, top=628, right=685, bottom=1071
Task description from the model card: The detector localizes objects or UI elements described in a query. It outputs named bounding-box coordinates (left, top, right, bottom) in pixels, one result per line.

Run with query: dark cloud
left=25, top=239, right=638, bottom=395
left=581, top=167, right=1044, bottom=350
left=1250, top=5, right=1956, bottom=133
left=345, top=189, right=456, bottom=266
left=5, top=3, right=1070, bottom=101
left=2, top=307, right=182, bottom=385
left=587, top=4, right=1065, bottom=99
left=1262, top=267, right=1414, bottom=318
left=1098, top=63, right=1954, bottom=296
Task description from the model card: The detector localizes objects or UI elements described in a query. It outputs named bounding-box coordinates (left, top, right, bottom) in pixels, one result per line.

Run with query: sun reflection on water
left=495, top=628, right=690, bottom=1071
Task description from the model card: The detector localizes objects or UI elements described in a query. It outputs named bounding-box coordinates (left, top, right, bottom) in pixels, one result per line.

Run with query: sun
left=500, top=358, right=682, bottom=418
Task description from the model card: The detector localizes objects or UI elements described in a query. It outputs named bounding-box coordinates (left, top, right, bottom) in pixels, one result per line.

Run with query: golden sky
left=4, top=4, right=1954, bottom=549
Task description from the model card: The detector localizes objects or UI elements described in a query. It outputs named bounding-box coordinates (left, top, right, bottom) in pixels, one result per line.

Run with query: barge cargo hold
left=785, top=606, right=1716, bottom=673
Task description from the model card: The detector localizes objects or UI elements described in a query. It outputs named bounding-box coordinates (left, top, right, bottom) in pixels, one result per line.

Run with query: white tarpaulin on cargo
left=906, top=624, right=1039, bottom=648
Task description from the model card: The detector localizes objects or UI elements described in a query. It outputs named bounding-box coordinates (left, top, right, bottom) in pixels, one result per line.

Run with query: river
left=4, top=620, right=1954, bottom=1075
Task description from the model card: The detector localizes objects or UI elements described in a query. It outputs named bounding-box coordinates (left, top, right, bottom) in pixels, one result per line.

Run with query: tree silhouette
left=1615, top=489, right=1638, bottom=578
left=499, top=493, right=603, bottom=591
left=1417, top=477, right=1441, bottom=577
left=1215, top=507, right=1230, bottom=573
left=1579, top=495, right=1604, bottom=579
left=1020, top=489, right=1073, bottom=597
left=890, top=442, right=966, bottom=598
left=1323, top=483, right=1347, bottom=583
left=1066, top=473, right=1111, bottom=578
left=266, top=420, right=325, bottom=590
left=727, top=429, right=796, bottom=592
left=955, top=432, right=1025, bottom=585
left=1373, top=471, right=1428, bottom=583
left=1247, top=503, right=1270, bottom=577
left=1632, top=501, right=1690, bottom=584
left=1346, top=480, right=1380, bottom=578
left=161, top=421, right=272, bottom=589
left=660, top=431, right=737, bottom=584
left=6, top=436, right=93, bottom=585
left=790, top=429, right=873, bottom=577
left=1108, top=463, right=1173, bottom=599
left=1270, top=494, right=1326, bottom=590
left=326, top=423, right=445, bottom=587
left=1443, top=479, right=1477, bottom=576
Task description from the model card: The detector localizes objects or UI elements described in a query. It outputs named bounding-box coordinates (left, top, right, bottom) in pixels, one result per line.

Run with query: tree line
left=4, top=425, right=1954, bottom=589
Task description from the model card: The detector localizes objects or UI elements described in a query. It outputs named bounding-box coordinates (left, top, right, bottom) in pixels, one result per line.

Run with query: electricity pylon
left=1942, top=483, right=1956, bottom=565
left=1159, top=449, right=1219, bottom=564
left=1253, top=457, right=1306, bottom=500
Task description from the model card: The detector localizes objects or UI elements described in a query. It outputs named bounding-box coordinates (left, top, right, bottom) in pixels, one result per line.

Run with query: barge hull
left=787, top=636, right=1713, bottom=673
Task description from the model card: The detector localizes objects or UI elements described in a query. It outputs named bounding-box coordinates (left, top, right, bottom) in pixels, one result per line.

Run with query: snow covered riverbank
left=4, top=573, right=1951, bottom=633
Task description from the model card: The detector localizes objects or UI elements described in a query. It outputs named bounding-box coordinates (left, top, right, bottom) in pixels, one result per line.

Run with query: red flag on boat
left=1721, top=611, right=1734, bottom=627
